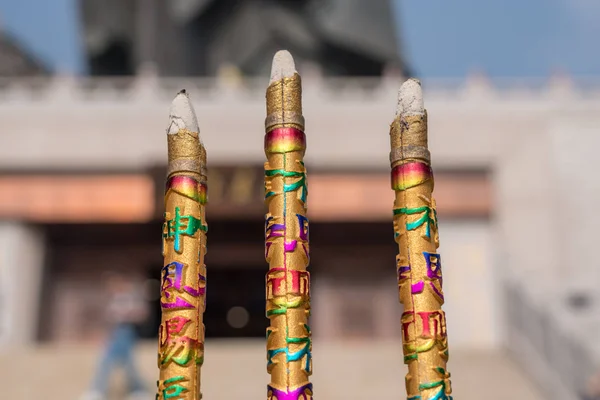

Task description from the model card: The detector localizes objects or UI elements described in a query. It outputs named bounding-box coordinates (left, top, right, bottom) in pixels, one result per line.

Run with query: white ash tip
left=168, top=89, right=200, bottom=135
left=396, top=78, right=424, bottom=117
left=269, top=50, right=297, bottom=83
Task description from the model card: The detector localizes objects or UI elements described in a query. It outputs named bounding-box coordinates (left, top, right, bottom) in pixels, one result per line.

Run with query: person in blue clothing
left=81, top=272, right=150, bottom=400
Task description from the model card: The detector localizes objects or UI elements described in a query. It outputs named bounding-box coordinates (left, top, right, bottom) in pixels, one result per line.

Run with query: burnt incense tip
left=270, top=50, right=297, bottom=83
left=168, top=89, right=200, bottom=136
left=397, top=78, right=424, bottom=117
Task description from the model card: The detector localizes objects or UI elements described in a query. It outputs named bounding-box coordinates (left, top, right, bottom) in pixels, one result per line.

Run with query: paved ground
left=4, top=340, right=543, bottom=399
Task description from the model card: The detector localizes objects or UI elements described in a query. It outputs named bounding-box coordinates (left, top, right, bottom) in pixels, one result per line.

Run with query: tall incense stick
left=264, top=50, right=313, bottom=400
left=390, top=79, right=453, bottom=400
left=158, top=90, right=208, bottom=400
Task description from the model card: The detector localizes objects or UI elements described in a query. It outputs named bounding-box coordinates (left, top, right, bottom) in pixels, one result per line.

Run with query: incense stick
left=264, top=50, right=313, bottom=400
left=158, top=90, right=208, bottom=400
left=390, top=79, right=453, bottom=400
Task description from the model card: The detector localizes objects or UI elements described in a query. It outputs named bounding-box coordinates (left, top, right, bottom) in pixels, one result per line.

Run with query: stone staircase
left=505, top=281, right=600, bottom=400
left=3, top=339, right=542, bottom=400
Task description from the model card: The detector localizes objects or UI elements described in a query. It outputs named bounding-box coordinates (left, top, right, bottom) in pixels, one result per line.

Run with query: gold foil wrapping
left=264, top=72, right=313, bottom=400
left=158, top=129, right=208, bottom=400
left=391, top=111, right=453, bottom=400
left=265, top=74, right=305, bottom=132
left=167, top=130, right=207, bottom=177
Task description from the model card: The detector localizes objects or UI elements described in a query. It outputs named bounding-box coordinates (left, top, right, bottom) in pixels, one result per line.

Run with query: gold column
left=264, top=53, right=313, bottom=400
left=157, top=91, right=208, bottom=400
left=390, top=79, right=453, bottom=400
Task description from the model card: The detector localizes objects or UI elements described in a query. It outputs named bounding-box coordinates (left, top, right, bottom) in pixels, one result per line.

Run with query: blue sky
left=0, top=0, right=598, bottom=78
left=395, top=0, right=600, bottom=77
left=0, top=0, right=85, bottom=74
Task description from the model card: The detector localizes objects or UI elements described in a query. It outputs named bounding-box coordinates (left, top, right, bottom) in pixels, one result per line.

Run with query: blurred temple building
left=80, top=0, right=408, bottom=76
left=0, top=32, right=49, bottom=76
left=1, top=4, right=600, bottom=400
left=0, top=74, right=498, bottom=347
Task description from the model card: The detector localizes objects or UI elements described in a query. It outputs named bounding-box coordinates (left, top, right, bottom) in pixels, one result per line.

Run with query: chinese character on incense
left=390, top=79, right=453, bottom=400
left=157, top=90, right=208, bottom=400
left=264, top=50, right=313, bottom=400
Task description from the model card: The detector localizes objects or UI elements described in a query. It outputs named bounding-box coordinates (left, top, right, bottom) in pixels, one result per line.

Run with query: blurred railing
left=0, top=74, right=599, bottom=103
left=505, top=281, right=597, bottom=400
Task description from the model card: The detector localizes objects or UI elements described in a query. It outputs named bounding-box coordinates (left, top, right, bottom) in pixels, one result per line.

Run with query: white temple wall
left=0, top=222, right=45, bottom=348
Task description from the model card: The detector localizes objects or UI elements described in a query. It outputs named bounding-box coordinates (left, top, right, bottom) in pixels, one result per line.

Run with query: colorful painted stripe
left=166, top=175, right=207, bottom=204
left=407, top=369, right=453, bottom=400
left=267, top=383, right=313, bottom=400
left=163, top=207, right=208, bottom=252
left=159, top=376, right=189, bottom=399
left=266, top=325, right=312, bottom=372
left=264, top=166, right=307, bottom=203
left=265, top=127, right=306, bottom=153
left=267, top=297, right=307, bottom=316
left=391, top=162, right=432, bottom=191
left=393, top=205, right=437, bottom=239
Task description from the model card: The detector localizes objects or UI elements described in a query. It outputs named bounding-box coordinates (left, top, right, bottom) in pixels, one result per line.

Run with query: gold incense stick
left=390, top=79, right=453, bottom=400
left=264, top=50, right=313, bottom=400
left=157, top=90, right=208, bottom=400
